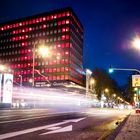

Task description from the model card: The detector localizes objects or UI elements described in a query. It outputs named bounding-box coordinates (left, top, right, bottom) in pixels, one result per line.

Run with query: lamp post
left=32, top=42, right=37, bottom=87
left=19, top=75, right=22, bottom=87
left=86, top=69, right=92, bottom=97
left=32, top=42, right=50, bottom=87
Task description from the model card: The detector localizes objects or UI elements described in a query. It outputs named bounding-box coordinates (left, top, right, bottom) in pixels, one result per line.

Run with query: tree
left=92, top=68, right=121, bottom=101
left=125, top=77, right=134, bottom=103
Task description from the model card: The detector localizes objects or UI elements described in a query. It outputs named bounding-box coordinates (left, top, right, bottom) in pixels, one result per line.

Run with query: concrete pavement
left=115, top=109, right=140, bottom=140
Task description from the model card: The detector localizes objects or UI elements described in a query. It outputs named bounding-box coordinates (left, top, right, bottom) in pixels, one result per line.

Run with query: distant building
left=0, top=7, right=84, bottom=87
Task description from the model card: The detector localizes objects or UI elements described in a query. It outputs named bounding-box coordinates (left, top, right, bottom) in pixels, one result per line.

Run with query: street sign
left=132, top=75, right=140, bottom=87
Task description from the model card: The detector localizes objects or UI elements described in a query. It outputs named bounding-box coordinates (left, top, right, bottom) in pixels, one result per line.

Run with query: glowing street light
left=105, top=88, right=109, bottom=93
left=113, top=94, right=116, bottom=97
left=38, top=47, right=50, bottom=57
left=132, top=36, right=140, bottom=50
left=90, top=78, right=95, bottom=85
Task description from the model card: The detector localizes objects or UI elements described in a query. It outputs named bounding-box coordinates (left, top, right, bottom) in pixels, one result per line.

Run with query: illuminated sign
left=132, top=75, right=140, bottom=87
left=2, top=74, right=13, bottom=103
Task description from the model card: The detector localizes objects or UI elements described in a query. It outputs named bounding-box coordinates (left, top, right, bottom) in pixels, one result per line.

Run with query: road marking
left=0, top=117, right=85, bottom=140
left=40, top=125, right=72, bottom=135
left=0, top=111, right=80, bottom=124
left=46, top=126, right=61, bottom=130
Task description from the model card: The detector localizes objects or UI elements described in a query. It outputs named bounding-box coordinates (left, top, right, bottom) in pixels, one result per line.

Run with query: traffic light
left=109, top=65, right=114, bottom=73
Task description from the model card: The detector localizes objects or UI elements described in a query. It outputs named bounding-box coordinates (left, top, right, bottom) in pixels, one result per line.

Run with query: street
left=0, top=108, right=131, bottom=140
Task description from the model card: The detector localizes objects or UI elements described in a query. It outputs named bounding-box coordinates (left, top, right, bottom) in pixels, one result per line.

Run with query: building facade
left=0, top=7, right=84, bottom=87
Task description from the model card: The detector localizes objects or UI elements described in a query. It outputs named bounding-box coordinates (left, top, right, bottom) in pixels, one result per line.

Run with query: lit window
left=61, top=35, right=65, bottom=40
left=66, top=11, right=70, bottom=16
left=43, top=24, right=46, bottom=28
left=58, top=13, right=61, bottom=18
left=54, top=14, right=57, bottom=19
left=22, top=29, right=25, bottom=33
left=66, top=27, right=69, bottom=32
left=66, top=35, right=69, bottom=40
left=29, top=27, right=32, bottom=31
left=62, top=28, right=65, bottom=32
left=58, top=21, right=61, bottom=26
left=62, top=20, right=65, bottom=24
left=43, top=17, right=46, bottom=21
left=66, top=20, right=70, bottom=24
left=62, top=13, right=65, bottom=17
left=19, top=22, right=22, bottom=26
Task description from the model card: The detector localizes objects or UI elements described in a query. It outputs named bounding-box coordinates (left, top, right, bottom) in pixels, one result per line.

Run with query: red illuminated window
left=1, top=27, right=4, bottom=30
left=53, top=68, right=56, bottom=72
left=12, top=37, right=15, bottom=41
left=57, top=76, right=60, bottom=80
left=66, top=20, right=70, bottom=24
left=25, top=28, right=28, bottom=32
left=54, top=15, right=57, bottom=19
left=21, top=42, right=25, bottom=46
left=49, top=68, right=52, bottom=73
left=65, top=67, right=69, bottom=72
left=12, top=30, right=16, bottom=34
left=19, top=22, right=22, bottom=26
left=26, top=21, right=28, bottom=25
left=66, top=12, right=70, bottom=16
left=62, top=28, right=65, bottom=32
left=61, top=75, right=64, bottom=80
left=58, top=13, right=61, bottom=18
left=62, top=20, right=65, bottom=25
left=53, top=76, right=56, bottom=80
left=57, top=68, right=60, bottom=72
left=43, top=17, right=46, bottom=21
left=47, top=16, right=50, bottom=20
left=50, top=15, right=54, bottom=20
left=45, top=68, right=48, bottom=73
left=22, top=29, right=25, bottom=33
left=66, top=27, right=69, bottom=32
left=36, top=18, right=39, bottom=23
left=49, top=76, right=52, bottom=81
left=66, top=43, right=69, bottom=48
left=61, top=67, right=64, bottom=72
left=66, top=35, right=69, bottom=40
left=29, top=27, right=32, bottom=31
left=57, top=44, right=61, bottom=48
left=65, top=75, right=68, bottom=79
left=43, top=24, right=46, bottom=28
left=39, top=17, right=42, bottom=22
left=62, top=13, right=65, bottom=17
left=65, top=51, right=69, bottom=55
left=61, top=35, right=65, bottom=40
left=58, top=21, right=61, bottom=26
left=25, top=35, right=28, bottom=39
left=61, top=44, right=64, bottom=48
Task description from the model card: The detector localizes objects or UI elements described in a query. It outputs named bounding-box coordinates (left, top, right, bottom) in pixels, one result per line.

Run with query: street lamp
left=32, top=42, right=49, bottom=87
left=86, top=69, right=92, bottom=97
left=132, top=36, right=140, bottom=50
left=19, top=75, right=22, bottom=87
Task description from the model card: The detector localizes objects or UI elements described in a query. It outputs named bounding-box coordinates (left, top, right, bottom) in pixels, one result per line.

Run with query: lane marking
left=40, top=125, right=72, bottom=135
left=0, top=117, right=85, bottom=140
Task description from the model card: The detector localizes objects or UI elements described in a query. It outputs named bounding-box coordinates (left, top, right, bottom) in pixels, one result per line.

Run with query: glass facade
left=0, top=7, right=84, bottom=86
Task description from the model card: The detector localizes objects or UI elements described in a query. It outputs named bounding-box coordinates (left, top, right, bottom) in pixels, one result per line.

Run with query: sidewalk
left=115, top=110, right=140, bottom=140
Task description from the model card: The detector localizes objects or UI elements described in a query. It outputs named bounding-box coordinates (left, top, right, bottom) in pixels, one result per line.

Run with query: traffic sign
left=132, top=75, right=140, bottom=87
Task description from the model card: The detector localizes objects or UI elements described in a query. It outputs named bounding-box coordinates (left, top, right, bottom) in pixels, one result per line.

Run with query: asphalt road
left=0, top=108, right=131, bottom=140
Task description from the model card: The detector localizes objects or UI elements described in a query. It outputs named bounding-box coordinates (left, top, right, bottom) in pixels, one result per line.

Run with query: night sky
left=0, top=0, right=140, bottom=86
